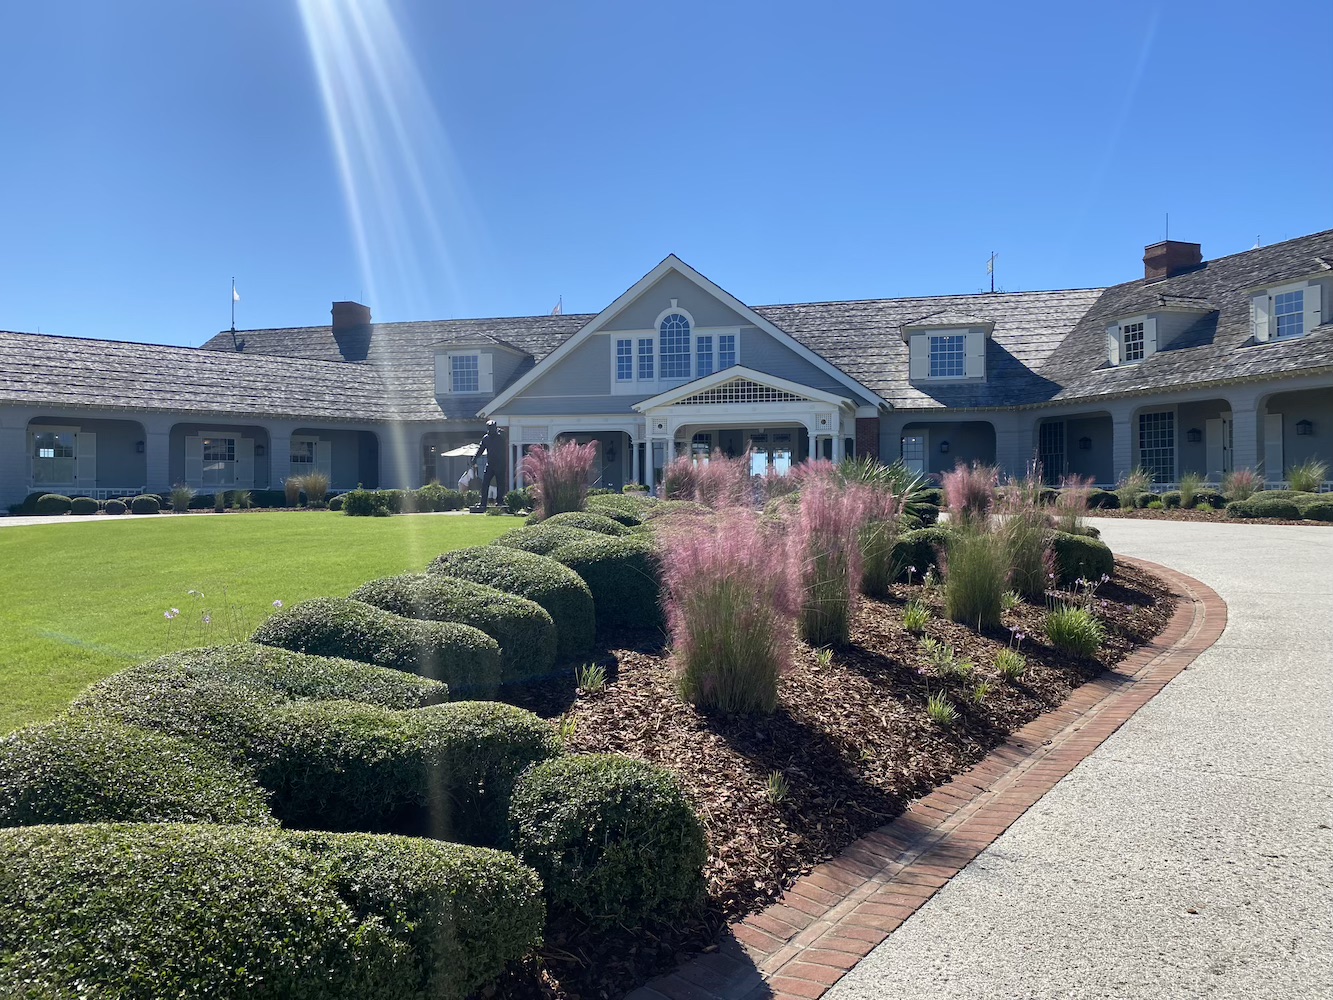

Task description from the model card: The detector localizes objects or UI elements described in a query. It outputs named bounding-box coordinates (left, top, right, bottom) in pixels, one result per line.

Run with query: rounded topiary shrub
left=0, top=717, right=275, bottom=828
left=1086, top=488, right=1120, bottom=510
left=639, top=499, right=711, bottom=522
left=429, top=547, right=595, bottom=660
left=0, top=823, right=544, bottom=1000
left=1133, top=491, right=1156, bottom=509
left=351, top=574, right=557, bottom=684
left=542, top=511, right=632, bottom=536
left=889, top=525, right=952, bottom=581
left=549, top=534, right=663, bottom=631
left=70, top=643, right=450, bottom=763
left=103, top=498, right=127, bottom=515
left=69, top=497, right=98, bottom=516
left=1227, top=498, right=1302, bottom=519
left=1160, top=490, right=1182, bottom=509
left=585, top=494, right=645, bottom=526
left=130, top=494, right=161, bottom=514
left=1299, top=500, right=1333, bottom=521
left=1189, top=487, right=1226, bottom=509
left=1050, top=531, right=1114, bottom=585
left=257, top=699, right=558, bottom=842
left=34, top=494, right=72, bottom=516
left=251, top=598, right=501, bottom=698
left=493, top=523, right=601, bottom=556
left=509, top=754, right=706, bottom=927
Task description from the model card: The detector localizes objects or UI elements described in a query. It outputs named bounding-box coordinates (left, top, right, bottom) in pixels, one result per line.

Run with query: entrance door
left=1038, top=421, right=1066, bottom=484
left=901, top=434, right=926, bottom=475
left=1205, top=413, right=1232, bottom=482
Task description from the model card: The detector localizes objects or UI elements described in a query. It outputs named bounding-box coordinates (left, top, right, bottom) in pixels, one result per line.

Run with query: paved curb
left=627, top=558, right=1226, bottom=1000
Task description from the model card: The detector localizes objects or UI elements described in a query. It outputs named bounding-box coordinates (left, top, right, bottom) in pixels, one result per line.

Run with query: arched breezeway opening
left=899, top=420, right=996, bottom=479
left=1034, top=411, right=1114, bottom=486
left=1256, top=385, right=1333, bottom=488
left=25, top=415, right=147, bottom=498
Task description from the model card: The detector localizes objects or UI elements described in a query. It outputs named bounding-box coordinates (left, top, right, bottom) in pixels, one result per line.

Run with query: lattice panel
left=672, top=378, right=808, bottom=406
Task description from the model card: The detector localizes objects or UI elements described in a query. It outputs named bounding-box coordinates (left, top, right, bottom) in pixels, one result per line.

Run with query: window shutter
left=1263, top=414, right=1284, bottom=484
left=435, top=355, right=449, bottom=395
left=1304, top=282, right=1323, bottom=333
left=1143, top=316, right=1158, bottom=358
left=1205, top=418, right=1224, bottom=481
left=185, top=436, right=203, bottom=485
left=316, top=440, right=332, bottom=477
left=908, top=336, right=928, bottom=380
left=964, top=332, right=986, bottom=378
left=1105, top=324, right=1121, bottom=365
left=479, top=353, right=494, bottom=394
left=1252, top=294, right=1271, bottom=342
left=75, top=432, right=96, bottom=486
left=235, top=438, right=255, bottom=487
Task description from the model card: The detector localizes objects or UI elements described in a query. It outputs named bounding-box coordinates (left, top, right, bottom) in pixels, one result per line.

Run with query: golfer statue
left=475, top=420, right=504, bottom=510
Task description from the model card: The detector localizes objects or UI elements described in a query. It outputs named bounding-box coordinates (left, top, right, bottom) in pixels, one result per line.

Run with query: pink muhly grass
left=660, top=455, right=699, bottom=500
left=942, top=462, right=998, bottom=528
left=997, top=468, right=1054, bottom=600
left=520, top=440, right=597, bottom=519
left=1056, top=475, right=1094, bottom=534
left=788, top=459, right=839, bottom=489
left=661, top=510, right=796, bottom=714
left=693, top=452, right=753, bottom=509
left=788, top=481, right=871, bottom=647
left=859, top=486, right=903, bottom=598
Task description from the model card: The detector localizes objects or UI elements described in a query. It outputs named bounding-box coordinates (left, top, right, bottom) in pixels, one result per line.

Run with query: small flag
left=551, top=296, right=562, bottom=316
left=986, top=254, right=996, bottom=274
left=233, top=285, right=240, bottom=302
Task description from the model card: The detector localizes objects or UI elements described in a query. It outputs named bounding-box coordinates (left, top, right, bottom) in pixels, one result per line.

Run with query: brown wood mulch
left=486, top=563, right=1175, bottom=1000
left=1091, top=507, right=1331, bottom=525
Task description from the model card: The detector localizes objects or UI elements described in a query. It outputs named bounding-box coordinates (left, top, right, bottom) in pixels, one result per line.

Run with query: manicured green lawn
left=0, top=511, right=518, bottom=733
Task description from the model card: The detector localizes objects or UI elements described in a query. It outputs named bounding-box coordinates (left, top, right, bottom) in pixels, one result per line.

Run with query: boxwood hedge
left=1050, top=531, right=1115, bottom=585
left=549, top=534, right=664, bottom=631
left=509, top=754, right=706, bottom=927
left=130, top=494, right=161, bottom=514
left=1300, top=500, right=1333, bottom=521
left=70, top=643, right=449, bottom=763
left=252, top=597, right=502, bottom=697
left=639, top=499, right=711, bottom=522
left=1226, top=497, right=1303, bottom=519
left=350, top=574, right=557, bottom=684
left=104, top=498, right=127, bottom=515
left=429, top=547, right=595, bottom=660
left=69, top=497, right=98, bottom=516
left=0, top=717, right=275, bottom=828
left=540, top=511, right=632, bottom=536
left=0, top=823, right=544, bottom=1000
left=888, top=525, right=952, bottom=581
left=1086, top=488, right=1120, bottom=510
left=34, top=494, right=71, bottom=516
left=493, top=523, right=602, bottom=556
left=585, top=494, right=646, bottom=526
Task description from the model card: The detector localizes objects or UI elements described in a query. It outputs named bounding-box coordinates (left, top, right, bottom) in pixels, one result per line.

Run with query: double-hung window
left=290, top=438, right=316, bottom=475
left=1121, top=321, right=1146, bottom=363
left=1273, top=289, right=1304, bottom=340
left=718, top=333, right=737, bottom=369
left=615, top=339, right=634, bottom=381
left=450, top=354, right=480, bottom=393
left=1137, top=411, right=1175, bottom=484
left=928, top=334, right=966, bottom=378
left=659, top=314, right=691, bottom=378
left=637, top=338, right=654, bottom=380
left=201, top=437, right=236, bottom=486
left=696, top=336, right=714, bottom=377
left=31, top=429, right=76, bottom=485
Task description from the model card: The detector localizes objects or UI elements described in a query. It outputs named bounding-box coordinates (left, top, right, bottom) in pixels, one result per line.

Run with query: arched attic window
left=659, top=313, right=692, bottom=379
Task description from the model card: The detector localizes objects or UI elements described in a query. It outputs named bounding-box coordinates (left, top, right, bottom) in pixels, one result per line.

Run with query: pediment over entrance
left=672, top=377, right=811, bottom=406
left=633, top=366, right=855, bottom=412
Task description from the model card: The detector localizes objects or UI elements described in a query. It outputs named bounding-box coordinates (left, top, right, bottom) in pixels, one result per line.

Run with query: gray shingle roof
left=0, top=331, right=391, bottom=421
left=1040, top=229, right=1333, bottom=404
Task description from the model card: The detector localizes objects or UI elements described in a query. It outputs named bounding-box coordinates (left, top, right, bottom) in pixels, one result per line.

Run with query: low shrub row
left=1226, top=491, right=1333, bottom=521
left=0, top=822, right=544, bottom=1000
left=341, top=486, right=483, bottom=517
left=252, top=597, right=503, bottom=697
left=351, top=574, right=557, bottom=683
left=494, top=523, right=603, bottom=556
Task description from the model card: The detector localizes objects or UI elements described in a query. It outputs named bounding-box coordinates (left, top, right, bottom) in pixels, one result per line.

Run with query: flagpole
left=231, top=277, right=236, bottom=331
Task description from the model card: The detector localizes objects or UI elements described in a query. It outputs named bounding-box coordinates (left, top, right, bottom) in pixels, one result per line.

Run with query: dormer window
left=929, top=334, right=966, bottom=377
left=905, top=326, right=987, bottom=381
left=1252, top=281, right=1323, bottom=343
left=1106, top=316, right=1156, bottom=366
left=435, top=350, right=494, bottom=394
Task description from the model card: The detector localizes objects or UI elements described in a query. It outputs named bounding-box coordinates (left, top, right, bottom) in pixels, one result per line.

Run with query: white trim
left=653, top=303, right=696, bottom=330
left=483, top=255, right=885, bottom=415
left=632, top=366, right=854, bottom=411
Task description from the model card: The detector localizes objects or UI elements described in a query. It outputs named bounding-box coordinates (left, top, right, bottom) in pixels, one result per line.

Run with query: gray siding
left=168, top=422, right=272, bottom=490
left=602, top=271, right=750, bottom=331
left=1064, top=414, right=1114, bottom=484
left=740, top=329, right=873, bottom=404
left=1175, top=398, right=1231, bottom=478
left=501, top=394, right=642, bottom=416
left=518, top=337, right=612, bottom=399
left=1268, top=386, right=1333, bottom=474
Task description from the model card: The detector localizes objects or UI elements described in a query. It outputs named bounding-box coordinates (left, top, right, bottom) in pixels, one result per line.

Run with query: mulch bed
left=488, top=563, right=1175, bottom=1000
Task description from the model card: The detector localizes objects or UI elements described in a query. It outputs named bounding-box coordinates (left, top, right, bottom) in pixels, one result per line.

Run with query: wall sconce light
left=135, top=440, right=145, bottom=454
left=1078, top=436, right=1092, bottom=451
left=1296, top=419, right=1314, bottom=436
left=1186, top=428, right=1202, bottom=444
left=939, top=441, right=950, bottom=454
left=255, top=444, right=267, bottom=458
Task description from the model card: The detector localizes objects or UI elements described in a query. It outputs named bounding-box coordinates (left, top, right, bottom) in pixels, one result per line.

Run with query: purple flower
left=164, top=610, right=177, bottom=620
left=273, top=600, right=283, bottom=609
left=202, top=614, right=212, bottom=625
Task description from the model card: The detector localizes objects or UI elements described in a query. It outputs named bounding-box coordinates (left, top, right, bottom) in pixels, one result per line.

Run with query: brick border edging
left=628, top=558, right=1226, bottom=1000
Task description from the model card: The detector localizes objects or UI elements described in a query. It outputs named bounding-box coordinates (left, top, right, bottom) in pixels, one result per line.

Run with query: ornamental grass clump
left=1045, top=604, right=1106, bottom=658
left=521, top=440, right=597, bottom=519
left=1056, top=474, right=1094, bottom=533
left=283, top=476, right=304, bottom=507
left=693, top=451, right=753, bottom=509
left=302, top=470, right=330, bottom=505
left=941, top=462, right=998, bottom=529
left=662, top=510, right=795, bottom=713
left=1177, top=471, right=1204, bottom=508
left=941, top=524, right=1008, bottom=630
left=1286, top=458, right=1329, bottom=493
left=998, top=469, right=1054, bottom=600
left=787, top=481, right=870, bottom=648
left=660, top=455, right=699, bottom=500
left=858, top=486, right=903, bottom=598
left=1222, top=467, right=1260, bottom=500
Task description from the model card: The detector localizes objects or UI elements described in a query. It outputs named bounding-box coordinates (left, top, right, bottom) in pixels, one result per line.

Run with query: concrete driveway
left=828, top=519, right=1333, bottom=1000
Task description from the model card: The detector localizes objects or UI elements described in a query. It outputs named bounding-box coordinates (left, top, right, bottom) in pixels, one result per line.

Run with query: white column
left=631, top=435, right=640, bottom=486
left=645, top=439, right=657, bottom=492
left=1111, top=413, right=1134, bottom=483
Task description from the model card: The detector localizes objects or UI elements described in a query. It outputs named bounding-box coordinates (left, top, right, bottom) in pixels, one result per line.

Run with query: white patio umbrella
left=439, top=443, right=480, bottom=457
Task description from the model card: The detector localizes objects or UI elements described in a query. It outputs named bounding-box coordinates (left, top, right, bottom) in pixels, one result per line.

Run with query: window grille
left=1274, top=290, right=1304, bottom=340
left=718, top=334, right=737, bottom=368
left=616, top=339, right=633, bottom=381
left=928, top=334, right=966, bottom=377
left=1138, top=411, right=1175, bottom=484
left=660, top=314, right=691, bottom=378
left=1122, top=321, right=1145, bottom=363
left=672, top=378, right=806, bottom=406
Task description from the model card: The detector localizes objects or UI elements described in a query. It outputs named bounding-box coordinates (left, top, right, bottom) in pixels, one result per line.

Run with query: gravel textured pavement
left=828, top=519, right=1333, bottom=1000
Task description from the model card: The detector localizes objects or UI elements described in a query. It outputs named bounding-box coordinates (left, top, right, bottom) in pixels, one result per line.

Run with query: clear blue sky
left=2, top=0, right=1330, bottom=347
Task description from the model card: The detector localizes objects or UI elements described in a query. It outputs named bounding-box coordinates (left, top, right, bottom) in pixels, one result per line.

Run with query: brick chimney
left=332, top=300, right=372, bottom=333
left=1143, top=241, right=1203, bottom=283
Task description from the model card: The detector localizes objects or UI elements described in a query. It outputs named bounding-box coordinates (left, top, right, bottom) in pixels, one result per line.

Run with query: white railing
left=26, top=485, right=145, bottom=500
